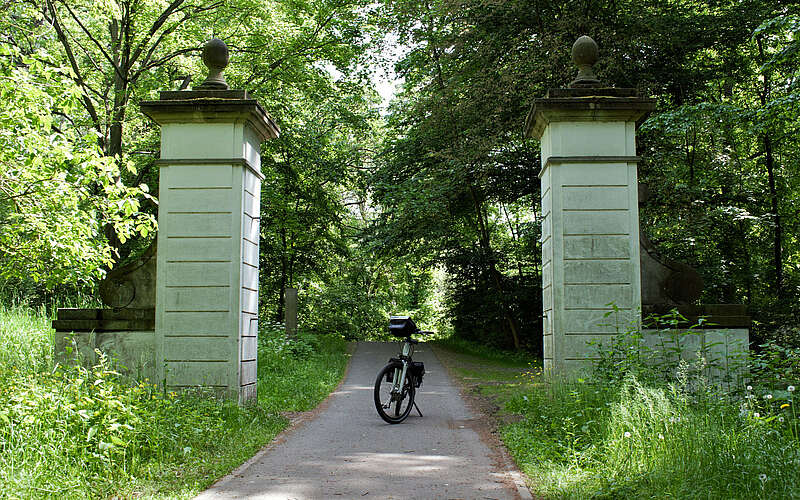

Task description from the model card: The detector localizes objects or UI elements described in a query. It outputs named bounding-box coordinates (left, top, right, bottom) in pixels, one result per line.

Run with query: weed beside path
left=0, top=307, right=351, bottom=499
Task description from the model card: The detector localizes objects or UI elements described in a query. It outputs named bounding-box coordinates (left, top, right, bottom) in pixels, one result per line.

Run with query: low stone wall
left=554, top=316, right=749, bottom=385
left=53, top=308, right=157, bottom=382
left=55, top=329, right=157, bottom=381
left=639, top=327, right=749, bottom=385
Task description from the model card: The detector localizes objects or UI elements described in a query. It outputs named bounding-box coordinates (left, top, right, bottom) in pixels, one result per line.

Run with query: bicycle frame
left=392, top=339, right=414, bottom=394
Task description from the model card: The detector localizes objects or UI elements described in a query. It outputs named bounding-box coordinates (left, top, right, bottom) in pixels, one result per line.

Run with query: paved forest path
left=195, top=341, right=528, bottom=499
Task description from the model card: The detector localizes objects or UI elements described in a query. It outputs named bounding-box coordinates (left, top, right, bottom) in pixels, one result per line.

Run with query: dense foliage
left=0, top=40, right=153, bottom=292
left=2, top=0, right=800, bottom=344
left=366, top=0, right=800, bottom=349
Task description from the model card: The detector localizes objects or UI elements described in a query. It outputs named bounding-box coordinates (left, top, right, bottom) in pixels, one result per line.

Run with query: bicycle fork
left=391, top=362, right=408, bottom=398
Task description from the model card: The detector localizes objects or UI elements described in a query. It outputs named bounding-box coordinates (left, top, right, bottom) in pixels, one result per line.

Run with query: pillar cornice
left=525, top=89, right=655, bottom=140
left=141, top=90, right=280, bottom=142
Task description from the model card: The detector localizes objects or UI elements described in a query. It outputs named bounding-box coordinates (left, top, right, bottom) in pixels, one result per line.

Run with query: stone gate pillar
left=141, top=39, right=279, bottom=403
left=524, top=37, right=654, bottom=373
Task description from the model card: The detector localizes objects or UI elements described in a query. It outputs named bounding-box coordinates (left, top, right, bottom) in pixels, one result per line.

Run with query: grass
left=0, top=306, right=350, bottom=499
left=435, top=336, right=532, bottom=366
left=435, top=338, right=800, bottom=500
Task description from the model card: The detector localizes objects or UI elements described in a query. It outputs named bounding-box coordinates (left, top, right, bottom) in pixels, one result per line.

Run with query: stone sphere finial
left=569, top=35, right=601, bottom=88
left=195, top=38, right=229, bottom=90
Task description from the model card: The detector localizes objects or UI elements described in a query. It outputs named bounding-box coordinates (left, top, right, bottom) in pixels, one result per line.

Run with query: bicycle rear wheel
left=374, top=362, right=415, bottom=424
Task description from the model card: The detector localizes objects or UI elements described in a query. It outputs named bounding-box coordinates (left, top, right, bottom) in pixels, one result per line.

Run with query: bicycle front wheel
left=374, top=362, right=415, bottom=424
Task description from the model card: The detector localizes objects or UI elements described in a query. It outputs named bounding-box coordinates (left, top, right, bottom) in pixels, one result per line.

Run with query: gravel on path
left=194, top=341, right=526, bottom=500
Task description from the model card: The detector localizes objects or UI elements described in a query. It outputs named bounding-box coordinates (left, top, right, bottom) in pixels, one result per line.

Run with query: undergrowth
left=0, top=307, right=349, bottom=499
left=502, top=312, right=800, bottom=499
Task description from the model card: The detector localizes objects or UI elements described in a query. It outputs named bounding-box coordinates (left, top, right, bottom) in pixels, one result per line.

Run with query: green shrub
left=750, top=341, right=800, bottom=389
left=0, top=349, right=284, bottom=498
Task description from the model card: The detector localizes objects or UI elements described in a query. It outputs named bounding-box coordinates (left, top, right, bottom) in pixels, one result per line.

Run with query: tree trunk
left=501, top=203, right=525, bottom=278
left=764, top=134, right=782, bottom=297
left=277, top=226, right=288, bottom=322
left=468, top=184, right=521, bottom=350
left=738, top=220, right=753, bottom=304
left=757, top=36, right=782, bottom=298
left=103, top=17, right=127, bottom=260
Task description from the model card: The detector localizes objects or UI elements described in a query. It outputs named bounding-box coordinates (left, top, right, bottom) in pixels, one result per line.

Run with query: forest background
left=1, top=0, right=799, bottom=354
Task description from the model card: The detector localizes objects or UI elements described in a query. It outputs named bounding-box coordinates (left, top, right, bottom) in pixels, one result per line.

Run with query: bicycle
left=374, top=316, right=431, bottom=424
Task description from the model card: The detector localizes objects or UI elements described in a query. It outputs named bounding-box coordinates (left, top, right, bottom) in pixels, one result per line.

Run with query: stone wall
left=54, top=330, right=156, bottom=381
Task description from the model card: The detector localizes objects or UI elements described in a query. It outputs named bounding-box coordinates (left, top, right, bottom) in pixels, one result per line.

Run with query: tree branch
left=135, top=18, right=185, bottom=72
left=43, top=0, right=103, bottom=138
left=128, top=0, right=186, bottom=65
left=132, top=47, right=199, bottom=81
left=0, top=175, right=58, bottom=203
left=57, top=0, right=124, bottom=80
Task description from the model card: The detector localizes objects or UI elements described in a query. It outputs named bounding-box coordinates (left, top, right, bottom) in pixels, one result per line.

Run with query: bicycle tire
left=374, top=362, right=415, bottom=424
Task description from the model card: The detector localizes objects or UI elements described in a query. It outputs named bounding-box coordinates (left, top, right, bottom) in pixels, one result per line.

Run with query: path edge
left=430, top=343, right=535, bottom=500
left=193, top=341, right=358, bottom=499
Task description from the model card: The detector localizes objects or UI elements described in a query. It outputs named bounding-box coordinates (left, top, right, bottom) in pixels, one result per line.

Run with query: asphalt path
left=195, top=341, right=525, bottom=499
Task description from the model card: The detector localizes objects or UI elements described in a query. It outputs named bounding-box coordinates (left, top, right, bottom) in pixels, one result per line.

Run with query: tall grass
left=0, top=307, right=349, bottom=499
left=503, top=375, right=800, bottom=499
left=0, top=305, right=53, bottom=373
left=257, top=325, right=351, bottom=412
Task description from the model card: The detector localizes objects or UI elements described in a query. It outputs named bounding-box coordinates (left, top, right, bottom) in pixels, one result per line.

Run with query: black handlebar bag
left=388, top=316, right=417, bottom=337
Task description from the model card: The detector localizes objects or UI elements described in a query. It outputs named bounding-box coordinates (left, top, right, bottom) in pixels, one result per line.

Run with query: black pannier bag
left=384, top=358, right=425, bottom=387
left=410, top=361, right=425, bottom=387
left=389, top=316, right=417, bottom=337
